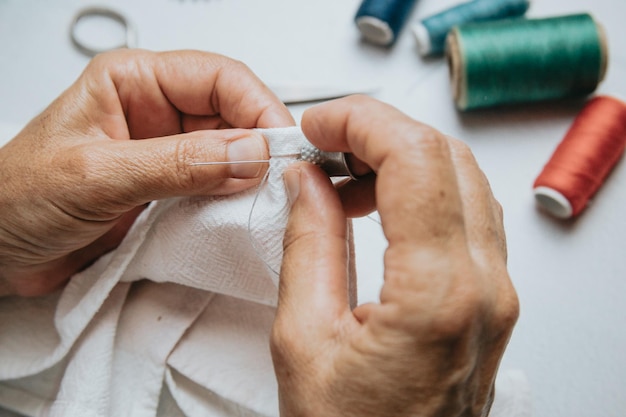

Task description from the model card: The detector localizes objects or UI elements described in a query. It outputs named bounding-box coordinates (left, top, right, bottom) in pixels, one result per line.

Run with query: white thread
left=246, top=164, right=381, bottom=278
left=189, top=141, right=371, bottom=277
left=190, top=157, right=380, bottom=277
left=243, top=152, right=303, bottom=276
left=189, top=155, right=296, bottom=277
left=367, top=213, right=382, bottom=225
left=247, top=167, right=280, bottom=276
left=244, top=149, right=351, bottom=277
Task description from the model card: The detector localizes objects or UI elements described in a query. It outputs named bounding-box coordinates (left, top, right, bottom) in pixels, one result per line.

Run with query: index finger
left=85, top=49, right=294, bottom=139
left=301, top=95, right=465, bottom=246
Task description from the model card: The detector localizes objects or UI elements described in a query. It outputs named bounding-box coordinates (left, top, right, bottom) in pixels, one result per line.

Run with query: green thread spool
left=446, top=13, right=608, bottom=111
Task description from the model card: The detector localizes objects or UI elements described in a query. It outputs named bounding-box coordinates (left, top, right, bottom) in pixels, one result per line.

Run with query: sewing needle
left=190, top=160, right=270, bottom=166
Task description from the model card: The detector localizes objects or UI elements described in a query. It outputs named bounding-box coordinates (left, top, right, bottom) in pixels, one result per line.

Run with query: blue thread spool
left=355, top=0, right=420, bottom=46
left=413, top=0, right=531, bottom=57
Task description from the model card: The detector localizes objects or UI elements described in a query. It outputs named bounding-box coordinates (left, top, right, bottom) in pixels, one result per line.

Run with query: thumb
left=277, top=162, right=352, bottom=330
left=90, top=128, right=269, bottom=206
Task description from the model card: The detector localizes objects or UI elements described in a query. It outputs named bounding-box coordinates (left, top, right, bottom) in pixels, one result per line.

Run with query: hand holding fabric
left=272, top=96, right=519, bottom=417
left=0, top=49, right=294, bottom=297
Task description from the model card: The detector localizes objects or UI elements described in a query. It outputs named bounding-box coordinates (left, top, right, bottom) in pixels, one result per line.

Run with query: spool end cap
left=356, top=16, right=394, bottom=46
left=412, top=23, right=432, bottom=56
left=533, top=186, right=573, bottom=219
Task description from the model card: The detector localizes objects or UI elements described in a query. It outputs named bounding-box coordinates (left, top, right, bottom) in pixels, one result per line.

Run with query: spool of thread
left=446, top=13, right=608, bottom=111
left=533, top=96, right=626, bottom=219
left=355, top=0, right=420, bottom=46
left=413, top=0, right=530, bottom=57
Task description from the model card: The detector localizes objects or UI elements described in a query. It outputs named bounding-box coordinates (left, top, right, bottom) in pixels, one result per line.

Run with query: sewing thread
left=533, top=96, right=626, bottom=219
left=355, top=0, right=420, bottom=46
left=247, top=167, right=280, bottom=275
left=192, top=145, right=357, bottom=275
left=413, top=0, right=530, bottom=57
left=446, top=13, right=608, bottom=111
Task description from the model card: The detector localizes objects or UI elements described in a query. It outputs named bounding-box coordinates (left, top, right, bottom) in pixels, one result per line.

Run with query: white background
left=1, top=0, right=625, bottom=416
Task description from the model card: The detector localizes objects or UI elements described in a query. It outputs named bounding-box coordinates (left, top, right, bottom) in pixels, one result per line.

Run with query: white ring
left=412, top=23, right=432, bottom=56
left=356, top=16, right=394, bottom=46
left=533, top=186, right=573, bottom=219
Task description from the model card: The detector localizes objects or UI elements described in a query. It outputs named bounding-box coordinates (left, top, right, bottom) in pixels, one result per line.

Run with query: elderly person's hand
left=0, top=49, right=293, bottom=297
left=272, top=96, right=519, bottom=417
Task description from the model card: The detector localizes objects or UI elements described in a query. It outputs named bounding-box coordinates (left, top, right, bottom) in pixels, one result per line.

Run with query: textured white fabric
left=0, top=124, right=530, bottom=417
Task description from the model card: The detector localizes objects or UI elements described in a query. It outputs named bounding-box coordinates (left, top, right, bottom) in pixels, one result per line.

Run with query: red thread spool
left=534, top=96, right=626, bottom=218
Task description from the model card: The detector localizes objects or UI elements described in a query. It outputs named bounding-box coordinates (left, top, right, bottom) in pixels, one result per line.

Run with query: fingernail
left=284, top=168, right=301, bottom=206
left=227, top=135, right=267, bottom=178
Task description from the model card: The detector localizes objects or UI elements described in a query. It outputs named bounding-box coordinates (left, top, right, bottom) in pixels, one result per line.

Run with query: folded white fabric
left=0, top=125, right=531, bottom=417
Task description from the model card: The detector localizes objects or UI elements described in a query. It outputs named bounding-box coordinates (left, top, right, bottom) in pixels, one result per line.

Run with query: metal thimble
left=300, top=143, right=357, bottom=179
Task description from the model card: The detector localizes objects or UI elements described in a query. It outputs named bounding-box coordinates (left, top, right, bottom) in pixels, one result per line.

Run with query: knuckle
left=347, top=93, right=378, bottom=108
left=88, top=48, right=145, bottom=70
left=448, top=138, right=483, bottom=173
left=384, top=251, right=488, bottom=339
left=227, top=57, right=251, bottom=72
left=269, top=317, right=302, bottom=362
left=55, top=143, right=106, bottom=192
left=169, top=138, right=230, bottom=191
left=432, top=287, right=486, bottom=339
left=173, top=139, right=196, bottom=188
left=384, top=125, right=447, bottom=169
left=269, top=320, right=287, bottom=353
left=85, top=50, right=153, bottom=94
left=448, top=136, right=473, bottom=156
left=386, top=272, right=485, bottom=341
left=426, top=264, right=491, bottom=339
left=494, top=281, right=521, bottom=331
left=219, top=57, right=256, bottom=81
left=407, top=126, right=453, bottom=167
left=493, top=199, right=504, bottom=222
left=414, top=126, right=445, bottom=151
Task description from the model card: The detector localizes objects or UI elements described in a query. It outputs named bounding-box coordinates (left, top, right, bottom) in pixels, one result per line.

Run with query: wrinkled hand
left=0, top=49, right=293, bottom=297
left=272, top=96, right=519, bottom=417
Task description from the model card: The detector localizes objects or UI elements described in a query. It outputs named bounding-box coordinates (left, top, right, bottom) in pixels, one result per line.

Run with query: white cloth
left=0, top=124, right=531, bottom=417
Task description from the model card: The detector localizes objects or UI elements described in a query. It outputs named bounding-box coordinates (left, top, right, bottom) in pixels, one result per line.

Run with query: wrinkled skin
left=272, top=96, right=519, bottom=417
left=0, top=48, right=518, bottom=417
left=0, top=49, right=294, bottom=296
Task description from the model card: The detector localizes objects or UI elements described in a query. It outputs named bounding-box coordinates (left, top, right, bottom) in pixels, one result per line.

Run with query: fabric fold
left=0, top=127, right=306, bottom=416
left=0, top=126, right=531, bottom=417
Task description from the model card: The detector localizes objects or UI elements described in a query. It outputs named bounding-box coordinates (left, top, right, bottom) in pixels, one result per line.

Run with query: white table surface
left=1, top=0, right=626, bottom=416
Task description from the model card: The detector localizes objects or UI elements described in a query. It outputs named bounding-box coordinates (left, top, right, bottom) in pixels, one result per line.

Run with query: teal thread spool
left=446, top=13, right=608, bottom=111
left=413, top=0, right=531, bottom=57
